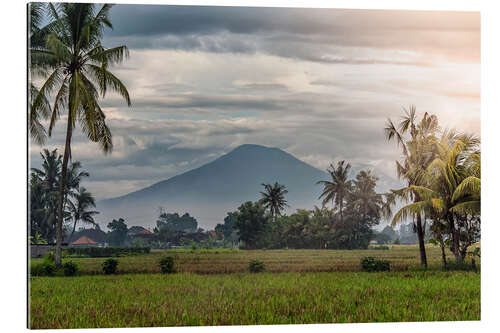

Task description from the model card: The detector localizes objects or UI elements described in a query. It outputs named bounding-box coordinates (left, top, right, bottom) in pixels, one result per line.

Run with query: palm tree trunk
left=55, top=114, right=73, bottom=267
left=416, top=213, right=428, bottom=268
left=440, top=239, right=447, bottom=268
left=69, top=217, right=78, bottom=244
left=447, top=214, right=461, bottom=262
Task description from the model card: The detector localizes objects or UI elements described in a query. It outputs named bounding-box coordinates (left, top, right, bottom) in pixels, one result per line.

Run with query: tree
left=317, top=160, right=353, bottom=225
left=31, top=3, right=131, bottom=265
left=29, top=2, right=57, bottom=145
left=107, top=218, right=128, bottom=246
left=392, top=134, right=480, bottom=262
left=67, top=186, right=99, bottom=241
left=348, top=170, right=383, bottom=224
left=384, top=106, right=440, bottom=267
left=259, top=182, right=288, bottom=221
left=233, top=201, right=269, bottom=249
left=215, top=212, right=238, bottom=247
left=157, top=212, right=198, bottom=233
left=30, top=149, right=62, bottom=242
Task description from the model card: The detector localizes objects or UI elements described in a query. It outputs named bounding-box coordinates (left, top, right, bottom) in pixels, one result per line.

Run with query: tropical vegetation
left=29, top=2, right=131, bottom=265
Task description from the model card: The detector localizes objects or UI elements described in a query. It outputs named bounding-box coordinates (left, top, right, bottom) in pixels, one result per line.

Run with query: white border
left=1, top=0, right=498, bottom=332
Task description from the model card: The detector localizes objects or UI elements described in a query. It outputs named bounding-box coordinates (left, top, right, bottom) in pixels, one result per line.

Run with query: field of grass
left=30, top=244, right=478, bottom=274
left=29, top=271, right=480, bottom=328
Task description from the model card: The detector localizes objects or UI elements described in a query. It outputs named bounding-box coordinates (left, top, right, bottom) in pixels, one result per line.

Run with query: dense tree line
left=217, top=166, right=385, bottom=250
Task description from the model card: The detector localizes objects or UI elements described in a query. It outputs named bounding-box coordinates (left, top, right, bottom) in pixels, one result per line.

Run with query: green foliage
left=30, top=262, right=56, bottom=276
left=65, top=246, right=150, bottom=257
left=62, top=261, right=78, bottom=276
left=159, top=256, right=176, bottom=274
left=248, top=259, right=265, bottom=273
left=233, top=201, right=269, bottom=249
left=106, top=218, right=129, bottom=246
left=360, top=257, right=390, bottom=272
left=102, top=259, right=119, bottom=274
left=156, top=211, right=198, bottom=233
left=43, top=251, right=56, bottom=264
left=259, top=182, right=288, bottom=219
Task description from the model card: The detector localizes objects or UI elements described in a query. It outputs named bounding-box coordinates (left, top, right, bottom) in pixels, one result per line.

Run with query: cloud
left=105, top=6, right=480, bottom=64
left=30, top=5, right=480, bottom=208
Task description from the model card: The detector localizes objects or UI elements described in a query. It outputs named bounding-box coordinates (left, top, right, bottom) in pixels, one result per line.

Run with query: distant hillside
left=97, top=144, right=328, bottom=229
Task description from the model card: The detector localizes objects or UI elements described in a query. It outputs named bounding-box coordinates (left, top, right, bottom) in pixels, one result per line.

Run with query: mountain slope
left=97, top=144, right=328, bottom=229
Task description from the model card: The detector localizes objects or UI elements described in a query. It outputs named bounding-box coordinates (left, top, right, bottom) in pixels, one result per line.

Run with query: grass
left=30, top=244, right=478, bottom=275
left=29, top=271, right=480, bottom=328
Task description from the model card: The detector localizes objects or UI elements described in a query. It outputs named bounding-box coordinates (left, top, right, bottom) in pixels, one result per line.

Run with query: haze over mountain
left=97, top=144, right=328, bottom=229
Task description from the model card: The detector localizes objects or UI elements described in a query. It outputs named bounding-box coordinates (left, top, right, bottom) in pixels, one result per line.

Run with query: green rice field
left=29, top=271, right=480, bottom=328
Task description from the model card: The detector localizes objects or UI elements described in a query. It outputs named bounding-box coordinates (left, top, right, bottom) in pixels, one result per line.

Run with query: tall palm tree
left=67, top=186, right=99, bottom=242
left=317, top=160, right=352, bottom=225
left=349, top=170, right=383, bottom=223
left=260, top=182, right=289, bottom=221
left=384, top=106, right=439, bottom=267
left=31, top=3, right=131, bottom=265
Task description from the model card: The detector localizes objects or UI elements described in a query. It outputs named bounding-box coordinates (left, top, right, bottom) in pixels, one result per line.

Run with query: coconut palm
left=31, top=3, right=131, bottom=265
left=317, top=160, right=352, bottom=225
left=67, top=186, right=99, bottom=242
left=259, top=182, right=289, bottom=220
left=391, top=134, right=480, bottom=262
left=348, top=170, right=383, bottom=222
left=30, top=149, right=61, bottom=242
left=384, top=106, right=440, bottom=267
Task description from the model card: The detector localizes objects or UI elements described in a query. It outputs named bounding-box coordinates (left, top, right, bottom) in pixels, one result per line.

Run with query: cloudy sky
left=30, top=4, right=480, bottom=201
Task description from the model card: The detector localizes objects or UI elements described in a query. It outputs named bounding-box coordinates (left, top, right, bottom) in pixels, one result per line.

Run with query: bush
left=361, top=256, right=390, bottom=272
left=159, top=256, right=176, bottom=274
left=62, top=261, right=78, bottom=276
left=102, top=258, right=119, bottom=274
left=30, top=262, right=55, bottom=276
left=249, top=259, right=265, bottom=273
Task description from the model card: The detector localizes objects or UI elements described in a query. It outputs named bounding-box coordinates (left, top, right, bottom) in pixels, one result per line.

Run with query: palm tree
left=31, top=149, right=62, bottom=242
left=391, top=134, right=480, bottom=262
left=349, top=170, right=383, bottom=223
left=259, top=182, right=289, bottom=220
left=67, top=186, right=99, bottom=242
left=384, top=106, right=439, bottom=267
left=31, top=3, right=131, bottom=265
left=64, top=161, right=90, bottom=210
left=317, top=160, right=352, bottom=225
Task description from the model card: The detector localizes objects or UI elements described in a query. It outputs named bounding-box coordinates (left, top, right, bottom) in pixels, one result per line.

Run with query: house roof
left=71, top=236, right=97, bottom=245
left=139, top=229, right=152, bottom=235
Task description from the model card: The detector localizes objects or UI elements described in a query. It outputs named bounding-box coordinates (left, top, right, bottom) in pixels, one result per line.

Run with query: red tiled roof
left=139, top=229, right=152, bottom=235
left=71, top=236, right=97, bottom=245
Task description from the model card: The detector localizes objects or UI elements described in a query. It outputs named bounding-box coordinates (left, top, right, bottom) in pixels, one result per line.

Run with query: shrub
left=43, top=251, right=55, bottom=264
left=62, top=261, right=78, bottom=276
left=102, top=259, right=119, bottom=274
left=361, top=256, right=390, bottom=272
left=30, top=262, right=55, bottom=276
left=249, top=259, right=265, bottom=273
left=159, top=256, right=176, bottom=274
